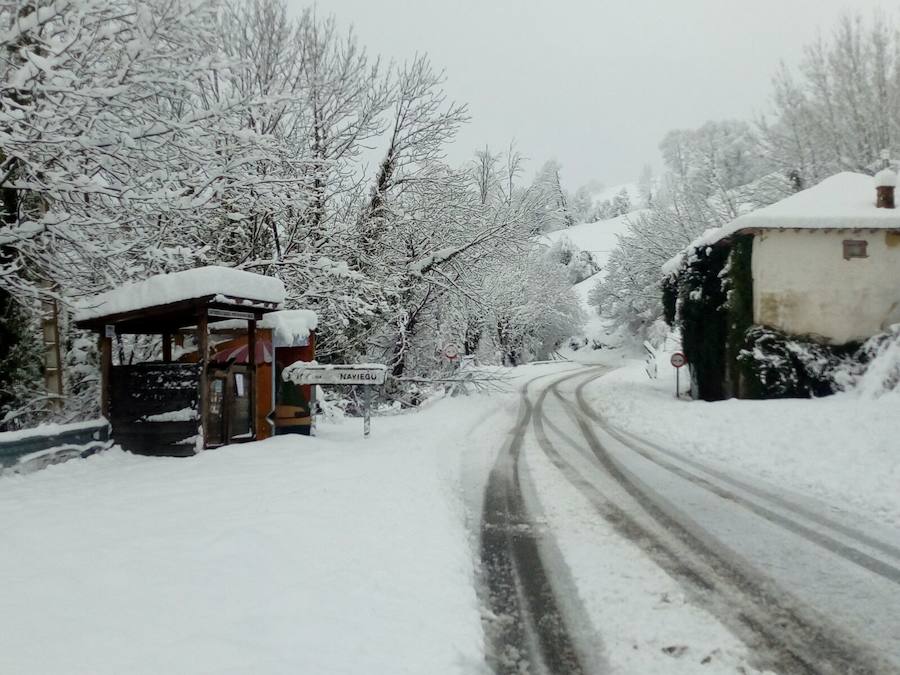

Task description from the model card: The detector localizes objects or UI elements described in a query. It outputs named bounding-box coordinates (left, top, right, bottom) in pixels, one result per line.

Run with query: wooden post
left=363, top=385, right=371, bottom=438
left=247, top=318, right=257, bottom=439
left=197, top=313, right=209, bottom=451
left=98, top=333, right=112, bottom=418
left=162, top=333, right=172, bottom=362
left=41, top=294, right=64, bottom=412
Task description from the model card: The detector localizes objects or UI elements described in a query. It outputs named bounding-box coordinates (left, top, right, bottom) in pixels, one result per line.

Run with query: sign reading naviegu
left=208, top=308, right=257, bottom=320
left=284, top=363, right=387, bottom=386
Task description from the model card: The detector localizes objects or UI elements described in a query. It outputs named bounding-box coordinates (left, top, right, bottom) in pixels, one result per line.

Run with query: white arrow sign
left=284, top=363, right=387, bottom=386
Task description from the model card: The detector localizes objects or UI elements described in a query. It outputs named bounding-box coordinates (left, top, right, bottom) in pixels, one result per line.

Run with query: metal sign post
left=363, top=385, right=372, bottom=438
left=670, top=352, right=687, bottom=398
left=443, top=343, right=460, bottom=370
left=284, top=364, right=387, bottom=438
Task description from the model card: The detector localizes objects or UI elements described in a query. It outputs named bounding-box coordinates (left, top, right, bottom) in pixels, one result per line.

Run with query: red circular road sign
left=670, top=352, right=687, bottom=368
left=443, top=343, right=460, bottom=360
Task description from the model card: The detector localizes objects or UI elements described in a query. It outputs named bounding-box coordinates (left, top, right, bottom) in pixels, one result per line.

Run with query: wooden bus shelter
left=75, top=267, right=284, bottom=456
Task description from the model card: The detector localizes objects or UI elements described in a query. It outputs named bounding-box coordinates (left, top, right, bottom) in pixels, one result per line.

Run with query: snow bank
left=75, top=266, right=285, bottom=321
left=0, top=392, right=501, bottom=675
left=584, top=361, right=900, bottom=527
left=841, top=324, right=900, bottom=398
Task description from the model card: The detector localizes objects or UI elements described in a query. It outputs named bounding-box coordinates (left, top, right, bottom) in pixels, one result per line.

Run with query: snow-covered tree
left=487, top=247, right=585, bottom=365
left=568, top=183, right=596, bottom=223
left=529, top=159, right=574, bottom=232
left=637, top=164, right=654, bottom=207
left=759, top=12, right=900, bottom=186
left=546, top=236, right=599, bottom=284
left=592, top=187, right=634, bottom=221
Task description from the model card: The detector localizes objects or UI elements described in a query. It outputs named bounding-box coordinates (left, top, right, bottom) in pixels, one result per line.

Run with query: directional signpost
left=284, top=364, right=387, bottom=438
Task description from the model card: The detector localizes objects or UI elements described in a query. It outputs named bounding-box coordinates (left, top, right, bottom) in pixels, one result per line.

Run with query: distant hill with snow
left=590, top=182, right=641, bottom=208
left=541, top=211, right=640, bottom=271
left=541, top=211, right=642, bottom=356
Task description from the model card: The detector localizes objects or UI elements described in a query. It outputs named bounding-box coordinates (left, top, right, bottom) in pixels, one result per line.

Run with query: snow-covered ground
left=0, top=382, right=537, bottom=675
left=6, top=342, right=897, bottom=674
left=583, top=358, right=900, bottom=528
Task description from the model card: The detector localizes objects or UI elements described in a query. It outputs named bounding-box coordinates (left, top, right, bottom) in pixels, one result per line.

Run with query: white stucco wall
left=752, top=229, right=900, bottom=344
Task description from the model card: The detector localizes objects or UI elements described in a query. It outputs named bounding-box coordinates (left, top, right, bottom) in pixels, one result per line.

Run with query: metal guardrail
left=0, top=420, right=112, bottom=474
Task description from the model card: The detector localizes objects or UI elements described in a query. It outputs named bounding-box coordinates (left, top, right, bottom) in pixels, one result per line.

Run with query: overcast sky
left=286, top=0, right=892, bottom=190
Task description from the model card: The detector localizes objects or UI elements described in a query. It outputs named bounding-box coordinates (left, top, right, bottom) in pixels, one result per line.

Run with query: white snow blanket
left=75, top=266, right=286, bottom=321
left=0, top=392, right=510, bottom=675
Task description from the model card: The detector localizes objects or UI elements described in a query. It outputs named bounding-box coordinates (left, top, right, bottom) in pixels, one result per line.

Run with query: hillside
left=541, top=212, right=642, bottom=355
left=541, top=211, right=639, bottom=271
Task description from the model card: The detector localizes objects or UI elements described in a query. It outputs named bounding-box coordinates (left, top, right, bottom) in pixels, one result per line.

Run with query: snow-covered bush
left=738, top=327, right=855, bottom=398
left=834, top=325, right=900, bottom=397
left=546, top=237, right=599, bottom=284
left=737, top=325, right=900, bottom=400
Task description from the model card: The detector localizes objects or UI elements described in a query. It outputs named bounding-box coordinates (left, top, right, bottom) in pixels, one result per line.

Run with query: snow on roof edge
left=75, top=266, right=286, bottom=322
left=661, top=172, right=900, bottom=276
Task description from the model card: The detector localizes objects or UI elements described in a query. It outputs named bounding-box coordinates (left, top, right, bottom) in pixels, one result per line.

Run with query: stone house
left=665, top=171, right=900, bottom=399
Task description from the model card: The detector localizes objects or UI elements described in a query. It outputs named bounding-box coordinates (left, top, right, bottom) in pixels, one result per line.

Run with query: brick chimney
left=875, top=167, right=896, bottom=209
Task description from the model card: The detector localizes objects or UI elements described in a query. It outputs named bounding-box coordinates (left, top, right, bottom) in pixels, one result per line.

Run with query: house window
left=843, top=239, right=868, bottom=259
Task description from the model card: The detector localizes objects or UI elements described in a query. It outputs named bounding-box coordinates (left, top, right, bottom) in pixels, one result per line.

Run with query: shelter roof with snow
left=210, top=309, right=319, bottom=349
left=74, top=266, right=285, bottom=333
left=663, top=172, right=900, bottom=275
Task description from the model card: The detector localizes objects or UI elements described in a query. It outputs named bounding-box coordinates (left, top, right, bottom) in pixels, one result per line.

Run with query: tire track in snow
left=479, top=371, right=591, bottom=675
left=571, top=383, right=900, bottom=566
left=536, top=369, right=888, bottom=674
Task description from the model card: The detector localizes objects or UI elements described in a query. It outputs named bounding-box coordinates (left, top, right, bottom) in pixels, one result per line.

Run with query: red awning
left=211, top=340, right=273, bottom=365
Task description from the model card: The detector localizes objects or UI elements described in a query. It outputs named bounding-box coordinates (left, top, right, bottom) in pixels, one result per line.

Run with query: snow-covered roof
left=75, top=266, right=285, bottom=322
left=662, top=172, right=900, bottom=276
left=261, top=310, right=318, bottom=346
left=211, top=309, right=318, bottom=341
left=875, top=168, right=897, bottom=187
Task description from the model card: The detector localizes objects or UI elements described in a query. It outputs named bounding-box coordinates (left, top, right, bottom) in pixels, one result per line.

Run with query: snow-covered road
left=480, top=366, right=900, bottom=674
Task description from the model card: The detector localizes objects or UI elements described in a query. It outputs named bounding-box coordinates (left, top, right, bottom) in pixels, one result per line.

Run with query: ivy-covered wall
left=722, top=236, right=757, bottom=398
left=661, top=276, right=678, bottom=327
left=676, top=244, right=731, bottom=401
